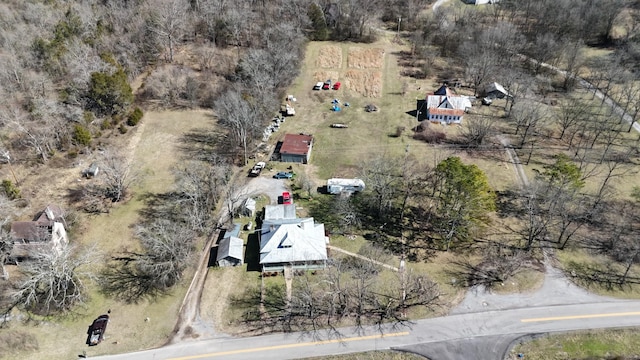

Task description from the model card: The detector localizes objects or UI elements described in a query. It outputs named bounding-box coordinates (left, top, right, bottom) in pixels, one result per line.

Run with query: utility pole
left=397, top=17, right=402, bottom=36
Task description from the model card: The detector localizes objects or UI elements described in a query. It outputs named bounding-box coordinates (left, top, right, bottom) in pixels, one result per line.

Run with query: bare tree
left=12, top=245, right=98, bottom=314
left=555, top=97, right=589, bottom=141
left=360, top=154, right=401, bottom=220
left=617, top=76, right=640, bottom=132
left=586, top=54, right=623, bottom=103
left=460, top=38, right=498, bottom=97
left=174, top=158, right=231, bottom=232
left=526, top=33, right=562, bottom=74
left=241, top=246, right=440, bottom=335
left=450, top=245, right=531, bottom=288
left=102, top=219, right=196, bottom=302
left=559, top=39, right=585, bottom=92
left=335, top=195, right=361, bottom=235
left=460, top=117, right=493, bottom=148
left=146, top=0, right=187, bottom=63
left=99, top=150, right=136, bottom=202
left=509, top=99, right=546, bottom=148
left=214, top=88, right=261, bottom=165
left=135, top=219, right=195, bottom=288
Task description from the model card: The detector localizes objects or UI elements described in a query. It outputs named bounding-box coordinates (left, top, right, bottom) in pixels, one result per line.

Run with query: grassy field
left=0, top=110, right=215, bottom=360
left=510, top=328, right=640, bottom=359
left=280, top=36, right=516, bottom=191
left=305, top=350, right=427, bottom=360
left=556, top=249, right=640, bottom=298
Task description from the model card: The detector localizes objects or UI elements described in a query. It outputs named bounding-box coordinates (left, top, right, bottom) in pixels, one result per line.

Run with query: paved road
left=93, top=301, right=640, bottom=360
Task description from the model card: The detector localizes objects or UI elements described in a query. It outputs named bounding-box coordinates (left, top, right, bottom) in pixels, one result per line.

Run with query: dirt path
left=328, top=245, right=399, bottom=271
left=497, top=135, right=529, bottom=188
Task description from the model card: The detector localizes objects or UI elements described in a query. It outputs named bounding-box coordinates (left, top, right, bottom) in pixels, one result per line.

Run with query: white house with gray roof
left=259, top=205, right=328, bottom=272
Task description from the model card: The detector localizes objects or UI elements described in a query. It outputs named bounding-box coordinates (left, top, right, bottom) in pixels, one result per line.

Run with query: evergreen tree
left=432, top=157, right=496, bottom=250
left=307, top=3, right=329, bottom=41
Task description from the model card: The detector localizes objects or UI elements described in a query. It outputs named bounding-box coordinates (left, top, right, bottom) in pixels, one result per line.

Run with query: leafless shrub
left=413, top=123, right=446, bottom=143
left=11, top=244, right=98, bottom=315
left=449, top=245, right=531, bottom=289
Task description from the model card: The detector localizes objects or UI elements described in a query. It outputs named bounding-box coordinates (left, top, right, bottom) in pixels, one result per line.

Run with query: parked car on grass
left=332, top=82, right=341, bottom=90
left=313, top=82, right=323, bottom=90
left=86, top=314, right=109, bottom=346
left=322, top=79, right=331, bottom=90
left=273, top=171, right=294, bottom=179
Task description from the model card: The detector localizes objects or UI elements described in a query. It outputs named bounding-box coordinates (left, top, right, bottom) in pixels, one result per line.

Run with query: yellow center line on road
left=521, top=311, right=640, bottom=323
left=169, top=331, right=411, bottom=360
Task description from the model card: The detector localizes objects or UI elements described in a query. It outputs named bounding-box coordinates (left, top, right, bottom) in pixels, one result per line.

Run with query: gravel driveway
left=243, top=175, right=291, bottom=204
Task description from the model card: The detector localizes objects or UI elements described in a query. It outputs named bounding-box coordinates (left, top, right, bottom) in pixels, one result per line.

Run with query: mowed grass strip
left=512, top=328, right=640, bottom=359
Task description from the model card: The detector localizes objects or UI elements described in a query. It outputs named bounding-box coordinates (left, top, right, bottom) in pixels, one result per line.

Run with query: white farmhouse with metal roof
left=259, top=204, right=328, bottom=272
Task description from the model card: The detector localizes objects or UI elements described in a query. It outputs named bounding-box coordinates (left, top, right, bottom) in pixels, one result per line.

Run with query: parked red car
left=332, top=82, right=341, bottom=90
left=282, top=191, right=292, bottom=205
left=322, top=79, right=331, bottom=90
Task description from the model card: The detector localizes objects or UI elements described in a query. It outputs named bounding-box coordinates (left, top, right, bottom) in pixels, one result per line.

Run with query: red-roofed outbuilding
left=278, top=134, right=313, bottom=164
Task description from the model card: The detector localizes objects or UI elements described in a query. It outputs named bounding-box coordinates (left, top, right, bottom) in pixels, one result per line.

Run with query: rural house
left=425, top=84, right=472, bottom=125
left=9, top=204, right=68, bottom=261
left=277, top=133, right=313, bottom=164
left=259, top=204, right=328, bottom=272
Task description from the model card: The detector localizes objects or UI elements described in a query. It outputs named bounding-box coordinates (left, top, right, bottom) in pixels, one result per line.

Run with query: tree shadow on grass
left=99, top=258, right=170, bottom=304
left=178, top=128, right=231, bottom=162
left=137, top=191, right=184, bottom=224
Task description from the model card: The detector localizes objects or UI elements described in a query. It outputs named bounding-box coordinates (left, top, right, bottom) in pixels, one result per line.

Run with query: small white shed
left=243, top=198, right=256, bottom=217
left=327, top=178, right=365, bottom=195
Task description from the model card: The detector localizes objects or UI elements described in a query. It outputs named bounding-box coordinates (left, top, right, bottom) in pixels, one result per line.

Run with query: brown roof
left=35, top=204, right=65, bottom=224
left=429, top=108, right=464, bottom=116
left=11, top=222, right=51, bottom=242
left=280, top=134, right=313, bottom=156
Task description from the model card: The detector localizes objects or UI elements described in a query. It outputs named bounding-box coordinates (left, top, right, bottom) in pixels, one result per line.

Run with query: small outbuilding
left=278, top=133, right=313, bottom=164
left=216, top=236, right=244, bottom=267
left=484, top=82, right=511, bottom=99
left=242, top=198, right=256, bottom=217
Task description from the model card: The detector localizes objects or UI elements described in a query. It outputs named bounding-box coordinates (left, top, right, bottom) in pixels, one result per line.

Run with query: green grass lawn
left=511, top=328, right=640, bottom=359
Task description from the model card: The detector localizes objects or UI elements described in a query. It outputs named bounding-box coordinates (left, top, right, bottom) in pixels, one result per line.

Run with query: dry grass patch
left=511, top=328, right=640, bottom=360
left=344, top=70, right=383, bottom=98
left=316, top=45, right=343, bottom=68
left=347, top=47, right=385, bottom=69
left=306, top=351, right=425, bottom=360
left=313, top=70, right=340, bottom=82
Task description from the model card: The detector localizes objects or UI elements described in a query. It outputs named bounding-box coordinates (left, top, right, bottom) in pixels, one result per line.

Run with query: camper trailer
left=327, top=178, right=365, bottom=195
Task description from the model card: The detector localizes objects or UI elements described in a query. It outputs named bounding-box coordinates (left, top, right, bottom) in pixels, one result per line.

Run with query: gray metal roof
left=259, top=218, right=328, bottom=265
left=264, top=204, right=297, bottom=221
left=217, top=236, right=244, bottom=262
